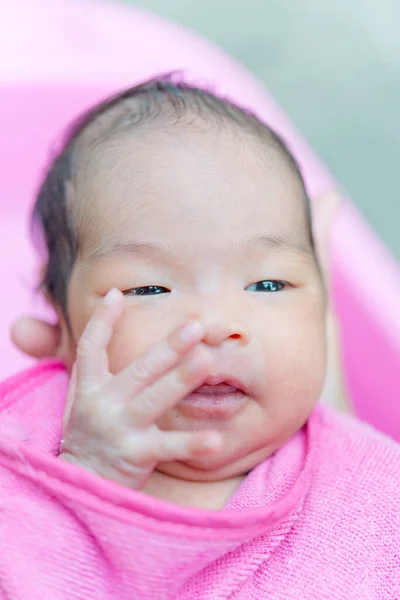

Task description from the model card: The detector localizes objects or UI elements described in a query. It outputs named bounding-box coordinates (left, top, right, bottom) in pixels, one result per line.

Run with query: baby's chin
left=157, top=444, right=277, bottom=483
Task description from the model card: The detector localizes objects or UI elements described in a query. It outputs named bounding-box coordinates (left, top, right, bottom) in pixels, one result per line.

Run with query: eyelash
left=122, top=280, right=287, bottom=296
left=245, top=280, right=287, bottom=292
left=122, top=286, right=170, bottom=296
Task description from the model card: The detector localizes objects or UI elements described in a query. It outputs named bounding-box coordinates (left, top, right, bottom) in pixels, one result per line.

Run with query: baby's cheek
left=262, top=310, right=326, bottom=409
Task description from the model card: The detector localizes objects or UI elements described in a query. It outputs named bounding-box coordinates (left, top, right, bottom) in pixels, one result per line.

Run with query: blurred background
left=122, top=0, right=400, bottom=259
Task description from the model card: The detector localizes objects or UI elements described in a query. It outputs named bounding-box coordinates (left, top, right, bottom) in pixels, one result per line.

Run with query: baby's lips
left=199, top=374, right=250, bottom=396
left=194, top=383, right=240, bottom=395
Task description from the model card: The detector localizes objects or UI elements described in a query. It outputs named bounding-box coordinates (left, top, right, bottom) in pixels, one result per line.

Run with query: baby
left=0, top=77, right=399, bottom=600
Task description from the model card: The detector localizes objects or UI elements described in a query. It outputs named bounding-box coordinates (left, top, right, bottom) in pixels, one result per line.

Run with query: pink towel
left=0, top=360, right=399, bottom=599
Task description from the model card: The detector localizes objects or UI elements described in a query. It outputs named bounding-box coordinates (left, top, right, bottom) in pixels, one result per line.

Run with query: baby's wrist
left=58, top=450, right=149, bottom=491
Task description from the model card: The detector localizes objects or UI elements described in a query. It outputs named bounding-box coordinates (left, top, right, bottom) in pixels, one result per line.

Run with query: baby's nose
left=200, top=317, right=251, bottom=347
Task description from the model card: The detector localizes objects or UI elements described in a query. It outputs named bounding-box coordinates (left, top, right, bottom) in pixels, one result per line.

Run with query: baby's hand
left=59, top=289, right=222, bottom=489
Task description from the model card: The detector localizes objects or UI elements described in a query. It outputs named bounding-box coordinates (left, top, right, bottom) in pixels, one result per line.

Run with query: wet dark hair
left=32, top=74, right=313, bottom=319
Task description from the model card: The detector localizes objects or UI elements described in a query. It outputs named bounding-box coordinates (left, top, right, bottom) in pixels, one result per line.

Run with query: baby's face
left=66, top=125, right=326, bottom=481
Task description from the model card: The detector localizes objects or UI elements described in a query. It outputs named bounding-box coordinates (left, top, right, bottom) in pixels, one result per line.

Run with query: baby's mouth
left=192, top=383, right=242, bottom=396
left=179, top=379, right=248, bottom=419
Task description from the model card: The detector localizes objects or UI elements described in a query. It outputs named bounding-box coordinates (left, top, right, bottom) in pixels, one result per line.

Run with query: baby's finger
left=126, top=345, right=211, bottom=427
left=112, top=320, right=205, bottom=401
left=151, top=429, right=223, bottom=463
left=76, top=288, right=123, bottom=386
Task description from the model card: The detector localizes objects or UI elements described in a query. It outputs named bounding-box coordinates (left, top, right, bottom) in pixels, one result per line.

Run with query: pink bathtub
left=1, top=0, right=399, bottom=440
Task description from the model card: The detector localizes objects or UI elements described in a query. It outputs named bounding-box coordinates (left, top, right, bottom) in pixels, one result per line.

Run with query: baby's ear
left=312, top=190, right=343, bottom=281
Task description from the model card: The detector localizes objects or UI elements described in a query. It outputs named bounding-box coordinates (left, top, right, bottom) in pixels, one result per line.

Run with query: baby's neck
left=143, top=471, right=245, bottom=510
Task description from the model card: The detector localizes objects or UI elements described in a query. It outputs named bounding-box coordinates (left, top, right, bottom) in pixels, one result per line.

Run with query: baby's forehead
left=71, top=124, right=310, bottom=254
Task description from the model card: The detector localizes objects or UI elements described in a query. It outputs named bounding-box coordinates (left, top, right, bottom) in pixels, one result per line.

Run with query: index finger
left=111, top=320, right=204, bottom=401
left=76, top=288, right=124, bottom=388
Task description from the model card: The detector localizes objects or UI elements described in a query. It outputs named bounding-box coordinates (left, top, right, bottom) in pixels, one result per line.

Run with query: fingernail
left=104, top=288, right=121, bottom=306
left=180, top=320, right=203, bottom=343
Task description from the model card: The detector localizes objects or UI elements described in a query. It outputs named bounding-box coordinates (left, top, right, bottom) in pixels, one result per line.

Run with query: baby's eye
left=245, top=280, right=286, bottom=292
left=123, top=286, right=170, bottom=296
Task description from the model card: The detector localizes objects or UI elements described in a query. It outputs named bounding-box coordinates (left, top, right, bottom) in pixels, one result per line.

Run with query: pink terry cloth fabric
left=0, top=360, right=399, bottom=599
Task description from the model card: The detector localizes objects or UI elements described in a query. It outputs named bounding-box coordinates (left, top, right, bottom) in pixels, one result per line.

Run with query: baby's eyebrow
left=246, top=234, right=313, bottom=256
left=87, top=241, right=173, bottom=262
left=87, top=235, right=313, bottom=262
